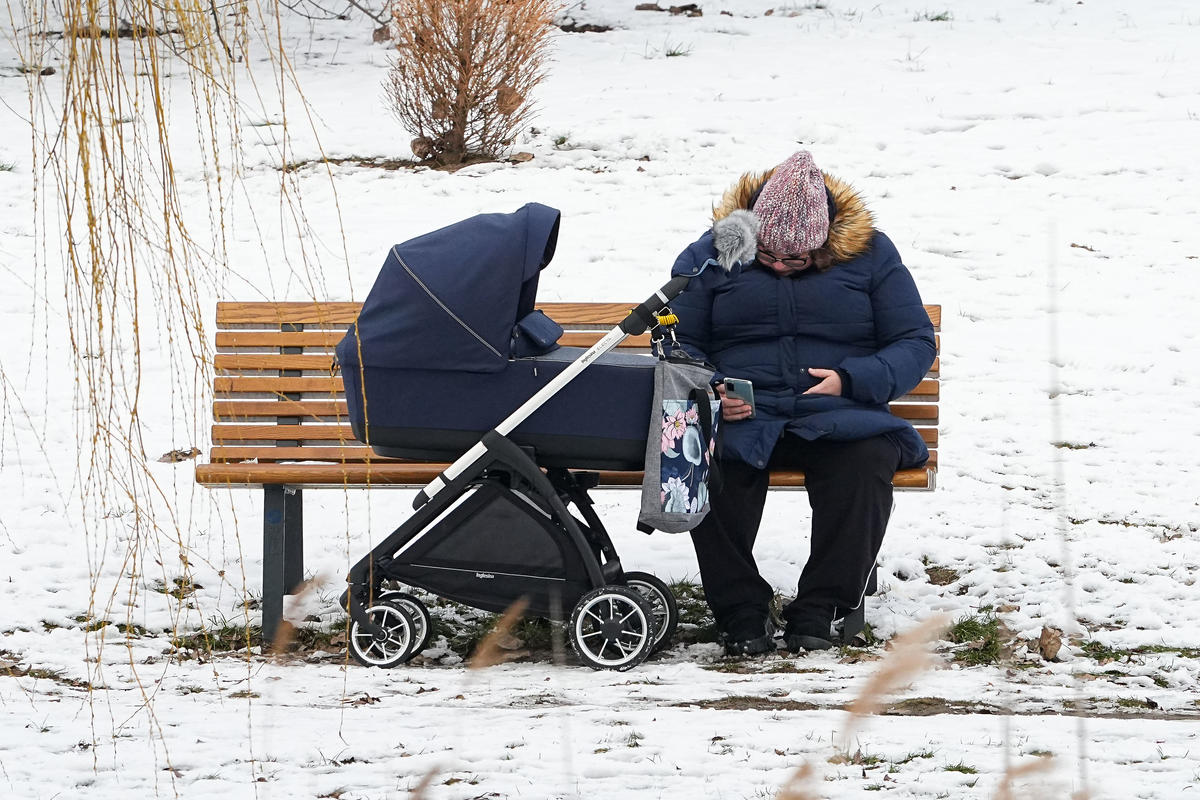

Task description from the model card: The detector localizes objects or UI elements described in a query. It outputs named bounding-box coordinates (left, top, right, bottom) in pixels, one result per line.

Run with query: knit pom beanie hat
left=754, top=150, right=830, bottom=254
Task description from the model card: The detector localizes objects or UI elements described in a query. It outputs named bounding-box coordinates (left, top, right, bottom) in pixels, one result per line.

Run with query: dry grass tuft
left=408, top=764, right=440, bottom=797
left=774, top=614, right=949, bottom=798
left=469, top=596, right=530, bottom=669
left=269, top=576, right=323, bottom=655
left=775, top=761, right=818, bottom=800
left=992, top=755, right=1056, bottom=800
left=839, top=614, right=949, bottom=749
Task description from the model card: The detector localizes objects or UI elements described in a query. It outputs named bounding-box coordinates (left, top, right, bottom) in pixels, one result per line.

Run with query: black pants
left=689, top=433, right=900, bottom=632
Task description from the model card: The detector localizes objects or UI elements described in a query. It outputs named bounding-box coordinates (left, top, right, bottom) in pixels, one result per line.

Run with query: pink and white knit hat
left=754, top=150, right=830, bottom=254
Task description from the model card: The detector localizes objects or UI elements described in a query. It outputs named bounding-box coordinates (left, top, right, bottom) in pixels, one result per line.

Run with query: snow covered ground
left=2, top=0, right=1199, bottom=797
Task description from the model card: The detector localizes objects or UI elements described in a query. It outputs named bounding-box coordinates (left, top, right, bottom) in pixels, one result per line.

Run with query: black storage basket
left=381, top=480, right=593, bottom=618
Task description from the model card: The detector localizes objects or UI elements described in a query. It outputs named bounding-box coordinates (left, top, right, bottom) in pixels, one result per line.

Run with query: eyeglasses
left=756, top=248, right=812, bottom=270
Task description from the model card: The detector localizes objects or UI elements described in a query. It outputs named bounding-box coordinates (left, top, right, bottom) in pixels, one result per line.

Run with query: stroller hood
left=338, top=202, right=561, bottom=372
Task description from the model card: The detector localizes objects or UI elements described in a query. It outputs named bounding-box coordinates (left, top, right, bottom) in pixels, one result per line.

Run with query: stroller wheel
left=622, top=571, right=678, bottom=654
left=568, top=585, right=655, bottom=671
left=378, top=591, right=433, bottom=656
left=348, top=600, right=418, bottom=668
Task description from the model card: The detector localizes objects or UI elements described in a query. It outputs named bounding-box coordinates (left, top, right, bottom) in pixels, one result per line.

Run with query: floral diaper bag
left=637, top=356, right=720, bottom=534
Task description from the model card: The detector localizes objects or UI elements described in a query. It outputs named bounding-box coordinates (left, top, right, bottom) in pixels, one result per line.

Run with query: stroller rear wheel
left=349, top=600, right=418, bottom=668
left=622, top=571, right=678, bottom=654
left=378, top=591, right=433, bottom=657
left=568, top=585, right=655, bottom=671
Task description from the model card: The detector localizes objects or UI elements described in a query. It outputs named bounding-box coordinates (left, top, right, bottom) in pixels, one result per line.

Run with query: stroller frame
left=344, top=276, right=692, bottom=671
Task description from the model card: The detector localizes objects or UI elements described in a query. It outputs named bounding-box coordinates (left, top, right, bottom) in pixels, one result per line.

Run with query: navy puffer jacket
left=669, top=169, right=936, bottom=471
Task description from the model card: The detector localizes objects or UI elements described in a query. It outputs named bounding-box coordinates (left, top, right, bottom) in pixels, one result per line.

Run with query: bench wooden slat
left=217, top=331, right=348, bottom=348
left=214, top=354, right=338, bottom=372
left=214, top=377, right=935, bottom=402
left=215, top=330, right=658, bottom=351
left=215, top=302, right=941, bottom=329
left=212, top=424, right=358, bottom=442
left=212, top=424, right=932, bottom=447
left=215, top=330, right=659, bottom=350
left=210, top=446, right=375, bottom=462
left=904, top=379, right=938, bottom=400
left=215, top=377, right=345, bottom=394
left=589, top=467, right=935, bottom=490
left=214, top=400, right=348, bottom=420
left=197, top=462, right=449, bottom=485
left=535, top=303, right=637, bottom=325
left=208, top=446, right=934, bottom=469
left=216, top=302, right=363, bottom=325
left=891, top=404, right=938, bottom=421
left=196, top=462, right=934, bottom=489
left=212, top=399, right=938, bottom=423
left=559, top=332, right=653, bottom=348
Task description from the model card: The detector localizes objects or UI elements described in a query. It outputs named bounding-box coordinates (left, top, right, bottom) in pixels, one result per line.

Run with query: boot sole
left=784, top=634, right=834, bottom=652
left=724, top=633, right=776, bottom=657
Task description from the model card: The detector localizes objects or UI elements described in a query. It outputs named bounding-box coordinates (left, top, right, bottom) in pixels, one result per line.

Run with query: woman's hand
left=715, top=382, right=753, bottom=421
left=803, top=368, right=842, bottom=396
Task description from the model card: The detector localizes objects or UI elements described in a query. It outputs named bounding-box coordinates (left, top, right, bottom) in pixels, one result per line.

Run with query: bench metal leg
left=262, top=485, right=304, bottom=647
left=284, top=487, right=304, bottom=591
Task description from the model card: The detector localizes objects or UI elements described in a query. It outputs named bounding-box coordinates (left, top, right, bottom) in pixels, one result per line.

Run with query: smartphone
left=723, top=377, right=756, bottom=418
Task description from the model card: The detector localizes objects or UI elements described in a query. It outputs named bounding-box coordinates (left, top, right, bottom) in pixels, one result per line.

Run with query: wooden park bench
left=196, top=301, right=941, bottom=642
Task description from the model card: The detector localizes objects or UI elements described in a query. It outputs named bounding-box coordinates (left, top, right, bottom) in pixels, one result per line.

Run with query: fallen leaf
left=158, top=447, right=200, bottom=463
left=839, top=651, right=884, bottom=665
left=1038, top=627, right=1063, bottom=661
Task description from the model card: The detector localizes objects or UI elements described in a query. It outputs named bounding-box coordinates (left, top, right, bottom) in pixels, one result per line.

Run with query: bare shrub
left=385, top=0, right=560, bottom=164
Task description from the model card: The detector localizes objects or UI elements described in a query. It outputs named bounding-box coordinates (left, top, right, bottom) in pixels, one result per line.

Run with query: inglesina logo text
left=475, top=572, right=495, bottom=580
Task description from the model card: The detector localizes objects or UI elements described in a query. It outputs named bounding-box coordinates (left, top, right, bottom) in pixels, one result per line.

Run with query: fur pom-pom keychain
left=711, top=209, right=759, bottom=272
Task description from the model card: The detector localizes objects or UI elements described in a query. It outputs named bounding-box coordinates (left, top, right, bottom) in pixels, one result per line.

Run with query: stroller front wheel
left=568, top=586, right=655, bottom=671
left=348, top=600, right=418, bottom=668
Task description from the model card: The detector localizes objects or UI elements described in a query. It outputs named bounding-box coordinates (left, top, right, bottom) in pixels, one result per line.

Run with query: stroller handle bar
left=412, top=274, right=693, bottom=510
left=617, top=274, right=692, bottom=336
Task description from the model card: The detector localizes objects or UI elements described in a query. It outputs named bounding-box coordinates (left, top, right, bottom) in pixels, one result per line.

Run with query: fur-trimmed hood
left=709, top=168, right=876, bottom=271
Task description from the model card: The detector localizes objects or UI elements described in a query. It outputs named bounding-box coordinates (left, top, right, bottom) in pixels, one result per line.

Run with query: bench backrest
left=203, top=302, right=940, bottom=488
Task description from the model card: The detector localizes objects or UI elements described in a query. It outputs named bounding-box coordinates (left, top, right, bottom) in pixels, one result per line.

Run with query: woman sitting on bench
left=668, top=150, right=936, bottom=656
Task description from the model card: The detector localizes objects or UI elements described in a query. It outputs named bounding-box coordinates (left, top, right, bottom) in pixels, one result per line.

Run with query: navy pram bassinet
left=336, top=202, right=655, bottom=470
left=339, top=204, right=699, bottom=672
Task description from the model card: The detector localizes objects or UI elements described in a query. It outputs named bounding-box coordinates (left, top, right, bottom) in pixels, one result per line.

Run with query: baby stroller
left=337, top=203, right=695, bottom=671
